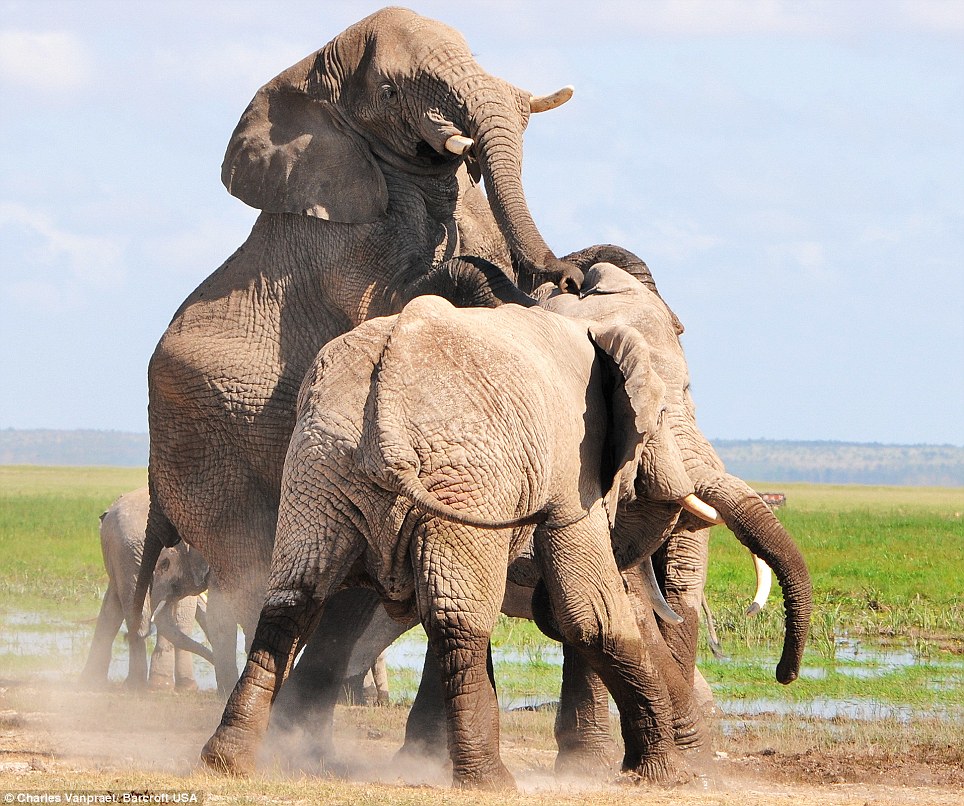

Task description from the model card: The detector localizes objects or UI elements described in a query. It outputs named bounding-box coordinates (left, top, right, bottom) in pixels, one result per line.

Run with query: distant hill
left=0, top=429, right=149, bottom=468
left=1, top=430, right=962, bottom=486
left=714, top=439, right=964, bottom=486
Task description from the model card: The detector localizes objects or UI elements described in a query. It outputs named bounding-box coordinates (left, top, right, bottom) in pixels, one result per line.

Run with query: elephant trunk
left=153, top=599, right=215, bottom=665
left=402, top=256, right=537, bottom=309
left=465, top=94, right=578, bottom=290
left=692, top=470, right=812, bottom=684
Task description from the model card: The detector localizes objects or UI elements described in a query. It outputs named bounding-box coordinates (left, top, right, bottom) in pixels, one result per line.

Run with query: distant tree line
left=1, top=430, right=962, bottom=486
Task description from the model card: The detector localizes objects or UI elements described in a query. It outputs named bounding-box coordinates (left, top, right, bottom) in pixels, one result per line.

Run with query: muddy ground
left=0, top=677, right=961, bottom=806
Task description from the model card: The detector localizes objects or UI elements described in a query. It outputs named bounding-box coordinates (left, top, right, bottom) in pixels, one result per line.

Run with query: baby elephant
left=80, top=487, right=211, bottom=690
left=203, top=295, right=718, bottom=788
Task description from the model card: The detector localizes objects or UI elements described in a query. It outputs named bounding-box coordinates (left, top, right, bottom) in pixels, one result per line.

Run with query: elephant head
left=150, top=542, right=214, bottom=666
left=538, top=263, right=813, bottom=683
left=221, top=7, right=579, bottom=288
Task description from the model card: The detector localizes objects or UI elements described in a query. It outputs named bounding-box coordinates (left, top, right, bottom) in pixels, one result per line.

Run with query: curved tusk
left=679, top=493, right=724, bottom=525
left=745, top=554, right=773, bottom=616
left=529, top=84, right=574, bottom=113
left=151, top=598, right=166, bottom=620
left=444, top=134, right=474, bottom=155
left=641, top=557, right=683, bottom=625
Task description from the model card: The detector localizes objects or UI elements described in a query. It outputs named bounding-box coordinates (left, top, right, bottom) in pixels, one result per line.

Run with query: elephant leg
left=397, top=644, right=449, bottom=763
left=415, top=522, right=514, bottom=791
left=202, top=497, right=364, bottom=776
left=372, top=651, right=389, bottom=705
left=269, top=587, right=385, bottom=766
left=204, top=582, right=240, bottom=697
left=553, top=645, right=617, bottom=777
left=173, top=595, right=200, bottom=690
left=654, top=527, right=710, bottom=688
left=126, top=618, right=149, bottom=689
left=624, top=566, right=708, bottom=757
left=535, top=507, right=687, bottom=785
left=80, top=581, right=124, bottom=686
left=201, top=587, right=323, bottom=775
left=148, top=631, right=176, bottom=689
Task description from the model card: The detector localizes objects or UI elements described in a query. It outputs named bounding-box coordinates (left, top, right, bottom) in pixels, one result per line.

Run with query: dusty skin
left=1, top=678, right=961, bottom=806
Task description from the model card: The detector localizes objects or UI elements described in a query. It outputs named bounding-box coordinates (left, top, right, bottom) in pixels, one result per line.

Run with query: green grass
left=704, top=482, right=964, bottom=648
left=2, top=467, right=962, bottom=714
left=0, top=465, right=146, bottom=614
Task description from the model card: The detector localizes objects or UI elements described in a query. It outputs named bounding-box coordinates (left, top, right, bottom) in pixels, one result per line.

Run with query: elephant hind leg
left=202, top=497, right=365, bottom=776
left=80, top=581, right=124, bottom=686
left=201, top=587, right=325, bottom=776
left=414, top=521, right=515, bottom=792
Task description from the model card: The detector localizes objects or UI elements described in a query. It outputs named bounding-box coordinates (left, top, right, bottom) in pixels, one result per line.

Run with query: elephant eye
left=379, top=83, right=398, bottom=102
left=158, top=558, right=170, bottom=572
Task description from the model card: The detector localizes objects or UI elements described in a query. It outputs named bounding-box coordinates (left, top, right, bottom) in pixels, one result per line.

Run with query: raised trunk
left=466, top=101, right=576, bottom=291
left=692, top=469, right=812, bottom=683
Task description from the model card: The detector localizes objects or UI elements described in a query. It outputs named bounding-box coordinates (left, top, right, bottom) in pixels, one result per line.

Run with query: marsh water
left=2, top=611, right=960, bottom=723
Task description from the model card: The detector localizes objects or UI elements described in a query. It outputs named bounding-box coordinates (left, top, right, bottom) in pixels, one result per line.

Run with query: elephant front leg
left=201, top=590, right=321, bottom=775
left=416, top=523, right=515, bottom=791
left=535, top=508, right=689, bottom=786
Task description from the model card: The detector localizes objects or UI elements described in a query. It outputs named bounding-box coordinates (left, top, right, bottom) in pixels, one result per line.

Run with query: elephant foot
left=452, top=760, right=516, bottom=792
left=554, top=746, right=618, bottom=780
left=621, top=748, right=695, bottom=788
left=148, top=676, right=173, bottom=691
left=200, top=726, right=258, bottom=776
left=175, top=678, right=199, bottom=692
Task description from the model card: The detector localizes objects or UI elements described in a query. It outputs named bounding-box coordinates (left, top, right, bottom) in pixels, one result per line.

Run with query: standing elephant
left=201, top=294, right=731, bottom=788
left=80, top=487, right=211, bottom=690
left=139, top=6, right=579, bottom=694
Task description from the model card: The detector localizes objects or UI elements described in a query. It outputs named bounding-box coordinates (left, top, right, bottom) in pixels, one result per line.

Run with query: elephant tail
left=389, top=466, right=546, bottom=530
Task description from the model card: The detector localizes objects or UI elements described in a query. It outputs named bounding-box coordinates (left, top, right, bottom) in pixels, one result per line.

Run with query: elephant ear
left=221, top=54, right=388, bottom=222
left=587, top=323, right=666, bottom=524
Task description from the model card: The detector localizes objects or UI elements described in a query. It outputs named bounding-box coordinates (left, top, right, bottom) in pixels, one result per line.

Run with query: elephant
left=80, top=487, right=212, bottom=690
left=199, top=293, right=743, bottom=788
left=138, top=6, right=581, bottom=695
left=262, top=260, right=808, bottom=779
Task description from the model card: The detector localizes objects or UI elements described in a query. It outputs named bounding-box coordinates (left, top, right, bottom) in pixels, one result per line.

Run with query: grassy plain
left=0, top=467, right=962, bottom=804
left=2, top=466, right=961, bottom=711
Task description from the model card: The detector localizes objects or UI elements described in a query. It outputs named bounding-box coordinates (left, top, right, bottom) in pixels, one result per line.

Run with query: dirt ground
left=0, top=677, right=961, bottom=806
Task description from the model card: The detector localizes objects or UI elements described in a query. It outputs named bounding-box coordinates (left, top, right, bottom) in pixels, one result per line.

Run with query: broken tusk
left=529, top=85, right=574, bottom=113
left=444, top=134, right=474, bottom=155
left=745, top=554, right=773, bottom=616
left=680, top=493, right=724, bottom=525
left=641, top=557, right=683, bottom=625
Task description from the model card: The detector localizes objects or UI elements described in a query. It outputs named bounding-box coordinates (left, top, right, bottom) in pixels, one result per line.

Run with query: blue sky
left=1, top=1, right=962, bottom=445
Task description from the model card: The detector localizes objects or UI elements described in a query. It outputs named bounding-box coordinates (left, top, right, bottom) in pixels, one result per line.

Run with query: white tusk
left=641, top=557, right=683, bottom=625
left=151, top=598, right=167, bottom=620
left=745, top=554, right=773, bottom=616
left=529, top=85, right=574, bottom=113
left=444, top=134, right=474, bottom=155
left=679, top=493, right=724, bottom=525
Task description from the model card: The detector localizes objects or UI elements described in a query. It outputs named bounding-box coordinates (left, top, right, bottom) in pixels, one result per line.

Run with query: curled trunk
left=692, top=470, right=812, bottom=683
left=402, top=256, right=537, bottom=309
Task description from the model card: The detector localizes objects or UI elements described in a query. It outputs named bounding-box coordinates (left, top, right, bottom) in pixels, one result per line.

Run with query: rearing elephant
left=139, top=7, right=579, bottom=693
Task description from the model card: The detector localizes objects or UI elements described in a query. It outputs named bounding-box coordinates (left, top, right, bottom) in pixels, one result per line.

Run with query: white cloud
left=0, top=30, right=93, bottom=92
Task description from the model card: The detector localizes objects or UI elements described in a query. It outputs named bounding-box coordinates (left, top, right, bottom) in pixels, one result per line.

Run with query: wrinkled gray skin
left=80, top=487, right=211, bottom=690
left=201, top=296, right=704, bottom=789
left=530, top=264, right=811, bottom=769
left=289, top=263, right=812, bottom=777
left=138, top=6, right=579, bottom=695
